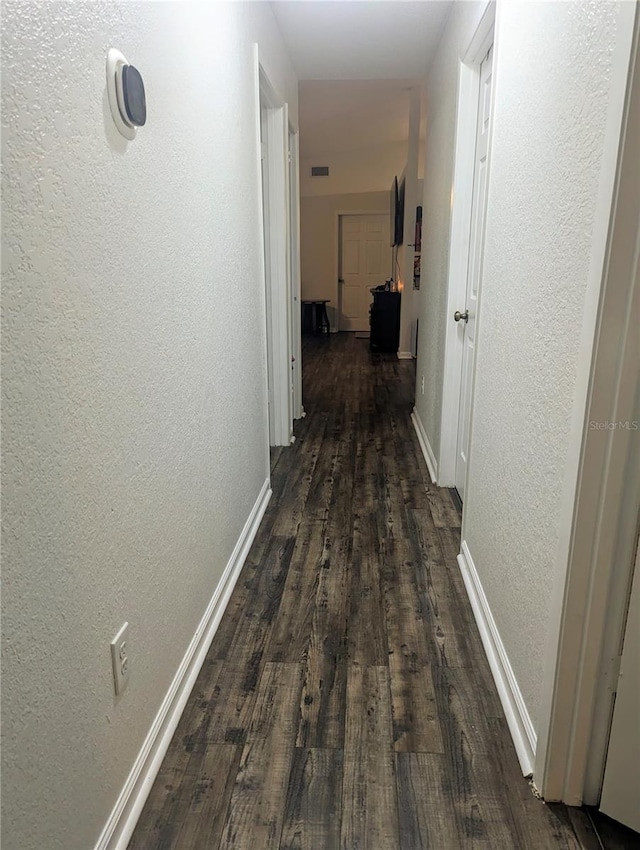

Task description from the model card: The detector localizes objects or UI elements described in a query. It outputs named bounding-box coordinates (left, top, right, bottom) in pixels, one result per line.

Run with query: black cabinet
left=369, top=290, right=401, bottom=353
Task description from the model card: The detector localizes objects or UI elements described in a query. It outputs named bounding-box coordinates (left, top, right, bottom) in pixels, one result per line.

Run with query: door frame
left=255, top=48, right=293, bottom=447
left=438, top=1, right=496, bottom=488
left=334, top=210, right=391, bottom=332
left=535, top=6, right=639, bottom=804
left=289, top=128, right=303, bottom=420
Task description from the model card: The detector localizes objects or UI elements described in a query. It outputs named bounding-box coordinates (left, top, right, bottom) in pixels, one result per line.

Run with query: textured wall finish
left=300, top=141, right=408, bottom=197
left=1, top=3, right=296, bottom=849
left=462, top=0, right=628, bottom=732
left=414, top=1, right=487, bottom=456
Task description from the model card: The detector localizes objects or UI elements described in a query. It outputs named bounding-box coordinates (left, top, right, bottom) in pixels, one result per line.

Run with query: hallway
left=129, top=335, right=600, bottom=850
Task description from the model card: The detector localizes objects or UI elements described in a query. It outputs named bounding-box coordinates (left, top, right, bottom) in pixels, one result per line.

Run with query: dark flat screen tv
left=390, top=176, right=399, bottom=246
left=390, top=175, right=405, bottom=246
left=396, top=176, right=406, bottom=245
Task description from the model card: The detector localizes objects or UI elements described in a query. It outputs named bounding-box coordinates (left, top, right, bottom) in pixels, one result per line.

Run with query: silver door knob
left=454, top=310, right=469, bottom=323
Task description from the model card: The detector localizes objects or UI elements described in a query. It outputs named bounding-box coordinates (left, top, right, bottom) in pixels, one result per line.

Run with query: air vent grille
left=311, top=166, right=329, bottom=177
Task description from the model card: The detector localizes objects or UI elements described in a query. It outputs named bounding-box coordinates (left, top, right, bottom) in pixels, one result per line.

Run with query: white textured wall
left=300, top=140, right=407, bottom=197
left=414, top=1, right=487, bottom=452
left=463, top=0, right=628, bottom=732
left=1, top=3, right=296, bottom=849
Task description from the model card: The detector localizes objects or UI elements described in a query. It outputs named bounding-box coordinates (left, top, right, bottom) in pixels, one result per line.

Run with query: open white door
left=454, top=44, right=494, bottom=500
left=599, top=540, right=640, bottom=832
left=289, top=129, right=302, bottom=420
left=260, top=67, right=293, bottom=447
left=260, top=106, right=275, bottom=445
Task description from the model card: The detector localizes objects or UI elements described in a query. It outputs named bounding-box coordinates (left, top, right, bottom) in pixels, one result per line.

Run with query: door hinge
left=604, top=654, right=623, bottom=694
left=287, top=151, right=292, bottom=164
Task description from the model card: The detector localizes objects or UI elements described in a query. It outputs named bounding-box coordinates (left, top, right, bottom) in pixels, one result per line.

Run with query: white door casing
left=284, top=125, right=294, bottom=429
left=437, top=2, right=495, bottom=488
left=289, top=130, right=303, bottom=420
left=455, top=45, right=494, bottom=500
left=259, top=62, right=293, bottom=447
left=260, top=106, right=275, bottom=445
left=339, top=214, right=391, bottom=332
left=534, top=4, right=638, bottom=804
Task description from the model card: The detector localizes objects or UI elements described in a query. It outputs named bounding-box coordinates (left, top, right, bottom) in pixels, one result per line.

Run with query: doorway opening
left=257, top=54, right=298, bottom=447
left=438, top=3, right=496, bottom=499
left=535, top=8, right=639, bottom=825
left=289, top=128, right=303, bottom=420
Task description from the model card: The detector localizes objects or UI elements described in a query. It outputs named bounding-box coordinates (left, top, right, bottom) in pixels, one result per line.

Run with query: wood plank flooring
left=129, top=334, right=626, bottom=850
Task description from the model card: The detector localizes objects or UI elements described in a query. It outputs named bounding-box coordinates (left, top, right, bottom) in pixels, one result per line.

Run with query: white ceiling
left=271, top=1, right=452, bottom=80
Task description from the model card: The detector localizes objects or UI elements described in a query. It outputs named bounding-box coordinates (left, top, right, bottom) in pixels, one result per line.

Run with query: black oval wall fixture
left=106, top=48, right=147, bottom=140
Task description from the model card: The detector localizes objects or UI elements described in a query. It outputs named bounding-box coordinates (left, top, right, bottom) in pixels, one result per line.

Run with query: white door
left=455, top=45, right=494, bottom=500
left=340, top=214, right=390, bottom=331
left=599, top=541, right=640, bottom=833
left=289, top=130, right=302, bottom=420
left=260, top=85, right=292, bottom=447
left=260, top=106, right=275, bottom=445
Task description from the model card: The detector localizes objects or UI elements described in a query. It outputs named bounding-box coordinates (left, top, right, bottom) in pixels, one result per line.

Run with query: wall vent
left=311, top=166, right=329, bottom=177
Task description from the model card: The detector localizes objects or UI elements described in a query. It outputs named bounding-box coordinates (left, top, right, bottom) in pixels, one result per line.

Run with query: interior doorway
left=289, top=128, right=303, bottom=420
left=438, top=4, right=495, bottom=495
left=454, top=42, right=493, bottom=501
left=338, top=213, right=391, bottom=332
left=535, top=8, right=639, bottom=821
left=258, top=57, right=295, bottom=447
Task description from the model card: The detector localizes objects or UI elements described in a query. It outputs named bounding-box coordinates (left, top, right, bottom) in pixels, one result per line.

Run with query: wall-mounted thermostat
left=106, top=48, right=146, bottom=140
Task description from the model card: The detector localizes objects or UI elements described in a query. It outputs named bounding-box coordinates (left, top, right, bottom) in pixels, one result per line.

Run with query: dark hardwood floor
left=129, top=333, right=632, bottom=850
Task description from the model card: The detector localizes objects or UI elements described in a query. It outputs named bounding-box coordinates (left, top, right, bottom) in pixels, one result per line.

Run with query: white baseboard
left=95, top=478, right=272, bottom=850
left=457, top=540, right=536, bottom=776
left=411, top=408, right=437, bottom=483
left=397, top=351, right=414, bottom=360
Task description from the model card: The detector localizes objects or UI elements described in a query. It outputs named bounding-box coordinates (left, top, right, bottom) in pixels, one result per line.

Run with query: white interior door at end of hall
left=599, top=540, right=640, bottom=833
left=340, top=215, right=390, bottom=331
left=455, top=44, right=493, bottom=501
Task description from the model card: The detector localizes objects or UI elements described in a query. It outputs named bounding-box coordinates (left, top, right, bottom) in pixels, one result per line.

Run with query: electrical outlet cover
left=110, top=622, right=130, bottom=696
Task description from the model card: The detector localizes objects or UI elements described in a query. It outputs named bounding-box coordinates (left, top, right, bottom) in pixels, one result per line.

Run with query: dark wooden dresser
left=369, top=290, right=401, bottom=353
